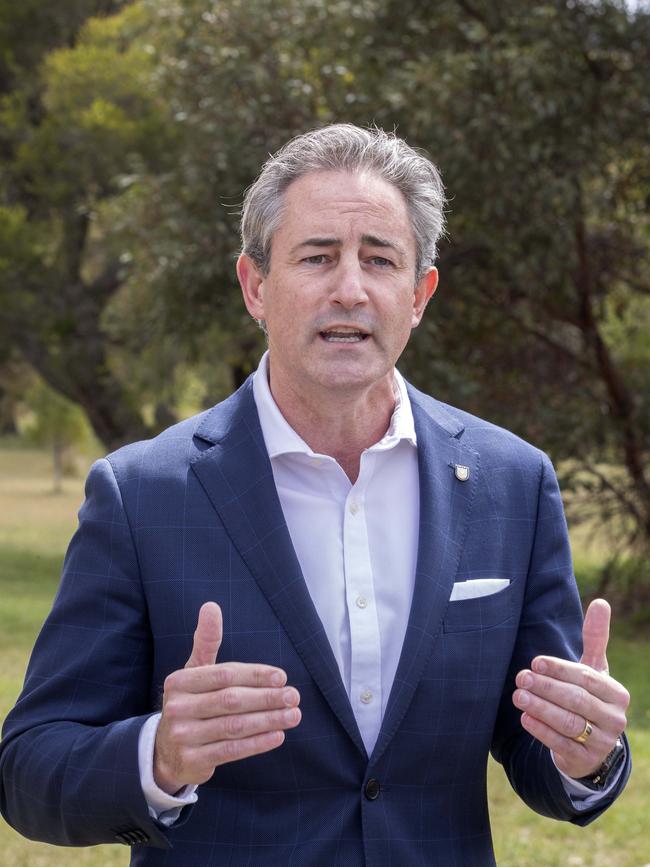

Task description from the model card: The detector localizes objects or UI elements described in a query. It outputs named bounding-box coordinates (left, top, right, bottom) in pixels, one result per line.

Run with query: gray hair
left=240, top=124, right=446, bottom=282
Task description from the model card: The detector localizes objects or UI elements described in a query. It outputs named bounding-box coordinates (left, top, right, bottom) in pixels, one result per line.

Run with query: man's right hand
left=153, top=602, right=301, bottom=794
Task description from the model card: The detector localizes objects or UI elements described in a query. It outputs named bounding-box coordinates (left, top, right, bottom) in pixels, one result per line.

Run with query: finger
left=529, top=657, right=619, bottom=704
left=167, top=662, right=288, bottom=695
left=164, top=685, right=300, bottom=720
left=514, top=671, right=604, bottom=727
left=512, top=688, right=612, bottom=745
left=175, top=730, right=288, bottom=784
left=518, top=712, right=597, bottom=775
left=519, top=711, right=585, bottom=758
left=187, top=705, right=302, bottom=744
left=580, top=598, right=611, bottom=673
left=211, top=729, right=287, bottom=768
left=186, top=602, right=223, bottom=669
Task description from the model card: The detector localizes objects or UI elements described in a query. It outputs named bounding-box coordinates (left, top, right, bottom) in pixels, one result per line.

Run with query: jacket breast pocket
left=442, top=580, right=516, bottom=633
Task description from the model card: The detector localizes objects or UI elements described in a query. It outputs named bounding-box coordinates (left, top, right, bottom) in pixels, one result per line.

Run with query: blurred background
left=0, top=0, right=648, bottom=864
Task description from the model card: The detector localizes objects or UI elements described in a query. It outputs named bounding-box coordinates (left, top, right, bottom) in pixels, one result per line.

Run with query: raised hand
left=154, top=602, right=301, bottom=794
left=512, top=599, right=629, bottom=779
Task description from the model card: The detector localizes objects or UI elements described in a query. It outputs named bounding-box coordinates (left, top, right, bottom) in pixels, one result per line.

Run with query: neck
left=267, top=365, right=396, bottom=483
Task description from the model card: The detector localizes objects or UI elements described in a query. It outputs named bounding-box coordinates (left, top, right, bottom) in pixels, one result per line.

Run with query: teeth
left=322, top=331, right=366, bottom=343
left=321, top=327, right=367, bottom=343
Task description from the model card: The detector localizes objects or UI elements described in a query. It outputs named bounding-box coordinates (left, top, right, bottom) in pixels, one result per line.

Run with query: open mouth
left=319, top=328, right=370, bottom=344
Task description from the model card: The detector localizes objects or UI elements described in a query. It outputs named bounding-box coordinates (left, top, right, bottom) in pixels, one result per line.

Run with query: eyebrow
left=290, top=235, right=407, bottom=257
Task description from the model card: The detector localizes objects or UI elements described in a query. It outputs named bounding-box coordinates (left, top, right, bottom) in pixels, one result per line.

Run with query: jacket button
left=364, top=778, right=381, bottom=800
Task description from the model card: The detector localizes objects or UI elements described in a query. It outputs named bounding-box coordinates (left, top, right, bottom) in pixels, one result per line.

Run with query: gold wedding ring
left=573, top=719, right=593, bottom=744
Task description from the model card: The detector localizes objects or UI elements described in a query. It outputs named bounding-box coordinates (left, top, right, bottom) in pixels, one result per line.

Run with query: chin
left=315, top=365, right=387, bottom=393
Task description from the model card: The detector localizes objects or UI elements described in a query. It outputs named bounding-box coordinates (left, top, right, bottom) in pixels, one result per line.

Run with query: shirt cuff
left=551, top=747, right=626, bottom=810
left=138, top=712, right=198, bottom=826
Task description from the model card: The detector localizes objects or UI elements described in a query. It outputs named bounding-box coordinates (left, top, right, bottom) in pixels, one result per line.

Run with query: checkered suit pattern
left=0, top=378, right=631, bottom=865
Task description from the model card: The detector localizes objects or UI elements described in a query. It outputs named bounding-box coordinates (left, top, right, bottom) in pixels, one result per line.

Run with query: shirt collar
left=252, top=350, right=417, bottom=460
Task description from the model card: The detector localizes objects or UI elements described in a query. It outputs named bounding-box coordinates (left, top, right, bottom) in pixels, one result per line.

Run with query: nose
left=329, top=256, right=368, bottom=309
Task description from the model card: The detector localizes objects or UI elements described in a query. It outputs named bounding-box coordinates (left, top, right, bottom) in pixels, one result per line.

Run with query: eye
left=302, top=254, right=329, bottom=265
left=368, top=256, right=393, bottom=268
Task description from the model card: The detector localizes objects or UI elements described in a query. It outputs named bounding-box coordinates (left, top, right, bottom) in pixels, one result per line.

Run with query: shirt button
left=356, top=595, right=368, bottom=609
left=349, top=501, right=359, bottom=515
left=360, top=689, right=373, bottom=704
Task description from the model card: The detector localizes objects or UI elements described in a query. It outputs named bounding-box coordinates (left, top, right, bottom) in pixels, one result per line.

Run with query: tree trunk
left=573, top=211, right=650, bottom=549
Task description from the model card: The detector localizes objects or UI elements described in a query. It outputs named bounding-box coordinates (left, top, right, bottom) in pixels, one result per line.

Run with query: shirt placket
left=343, top=452, right=382, bottom=755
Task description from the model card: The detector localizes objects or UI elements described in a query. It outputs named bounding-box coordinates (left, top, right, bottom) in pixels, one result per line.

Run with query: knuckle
left=614, top=711, right=628, bottom=732
left=265, top=689, right=278, bottom=710
left=255, top=666, right=270, bottom=687
left=220, top=687, right=242, bottom=712
left=563, top=709, right=580, bottom=737
left=168, top=720, right=189, bottom=744
left=163, top=671, right=180, bottom=693
left=225, top=714, right=244, bottom=737
left=163, top=698, right=184, bottom=720
left=219, top=738, right=241, bottom=762
left=618, top=686, right=631, bottom=710
left=574, top=687, right=590, bottom=716
left=580, top=666, right=596, bottom=692
left=214, top=665, right=234, bottom=688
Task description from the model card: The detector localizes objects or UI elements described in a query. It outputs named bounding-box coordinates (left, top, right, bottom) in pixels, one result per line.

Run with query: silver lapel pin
left=454, top=464, right=470, bottom=482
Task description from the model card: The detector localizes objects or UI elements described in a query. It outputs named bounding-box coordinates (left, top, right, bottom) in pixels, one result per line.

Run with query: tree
left=379, top=1, right=650, bottom=575
left=1, top=0, right=648, bottom=584
left=107, top=0, right=386, bottom=384
left=20, top=375, right=95, bottom=492
left=0, top=1, right=176, bottom=448
left=123, top=0, right=650, bottom=564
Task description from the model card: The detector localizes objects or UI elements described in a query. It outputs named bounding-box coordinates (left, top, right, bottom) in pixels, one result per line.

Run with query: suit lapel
left=370, top=389, right=479, bottom=766
left=190, top=380, right=366, bottom=758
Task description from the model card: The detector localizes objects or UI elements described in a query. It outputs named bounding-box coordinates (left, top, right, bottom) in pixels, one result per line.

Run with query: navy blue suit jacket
left=0, top=378, right=631, bottom=865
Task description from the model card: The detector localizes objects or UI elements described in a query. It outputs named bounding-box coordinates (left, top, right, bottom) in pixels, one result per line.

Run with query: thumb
left=580, top=598, right=611, bottom=674
left=185, top=602, right=223, bottom=669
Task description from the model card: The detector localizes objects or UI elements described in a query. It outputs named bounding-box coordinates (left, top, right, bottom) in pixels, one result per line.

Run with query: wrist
left=572, top=738, right=625, bottom=790
left=153, top=749, right=185, bottom=796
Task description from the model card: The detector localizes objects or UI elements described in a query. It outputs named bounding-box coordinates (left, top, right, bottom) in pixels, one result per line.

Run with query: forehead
left=274, top=170, right=415, bottom=250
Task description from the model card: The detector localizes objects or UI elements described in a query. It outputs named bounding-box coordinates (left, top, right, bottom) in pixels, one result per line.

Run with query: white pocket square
left=449, top=578, right=510, bottom=601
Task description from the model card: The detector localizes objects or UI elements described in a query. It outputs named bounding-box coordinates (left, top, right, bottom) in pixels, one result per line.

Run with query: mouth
left=319, top=327, right=370, bottom=344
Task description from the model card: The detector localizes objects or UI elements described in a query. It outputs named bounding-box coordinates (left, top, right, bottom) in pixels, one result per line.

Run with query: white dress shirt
left=139, top=351, right=620, bottom=821
left=252, top=351, right=419, bottom=754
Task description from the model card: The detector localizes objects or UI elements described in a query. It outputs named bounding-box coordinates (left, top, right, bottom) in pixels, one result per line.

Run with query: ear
left=237, top=254, right=265, bottom=320
left=411, top=267, right=438, bottom=328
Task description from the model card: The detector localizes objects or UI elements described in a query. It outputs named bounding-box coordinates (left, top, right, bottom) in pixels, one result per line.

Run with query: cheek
left=386, top=302, right=417, bottom=335
left=265, top=293, right=315, bottom=336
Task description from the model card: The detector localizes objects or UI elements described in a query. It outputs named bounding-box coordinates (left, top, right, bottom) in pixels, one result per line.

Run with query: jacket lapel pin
left=454, top=464, right=470, bottom=482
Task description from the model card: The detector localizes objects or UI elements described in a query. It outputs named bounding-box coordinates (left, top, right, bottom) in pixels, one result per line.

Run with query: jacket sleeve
left=0, top=458, right=175, bottom=848
left=490, top=451, right=631, bottom=824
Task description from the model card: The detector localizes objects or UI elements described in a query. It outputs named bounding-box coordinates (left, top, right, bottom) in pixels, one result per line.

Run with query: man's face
left=238, top=169, right=437, bottom=402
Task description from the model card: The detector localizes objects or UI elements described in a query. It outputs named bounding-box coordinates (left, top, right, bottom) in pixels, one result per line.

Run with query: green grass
left=1, top=443, right=649, bottom=865
left=489, top=729, right=650, bottom=867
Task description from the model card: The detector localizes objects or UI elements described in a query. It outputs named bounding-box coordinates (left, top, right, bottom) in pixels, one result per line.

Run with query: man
left=1, top=124, right=631, bottom=865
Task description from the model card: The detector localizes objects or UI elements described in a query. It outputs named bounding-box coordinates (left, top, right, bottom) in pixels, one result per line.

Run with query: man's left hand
left=513, top=598, right=630, bottom=779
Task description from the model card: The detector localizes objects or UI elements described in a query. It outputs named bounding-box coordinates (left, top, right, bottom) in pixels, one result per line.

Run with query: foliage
left=0, top=1, right=175, bottom=448
left=0, top=0, right=648, bottom=570
left=366, top=0, right=650, bottom=566
left=19, top=376, right=95, bottom=490
left=120, top=0, right=650, bottom=561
